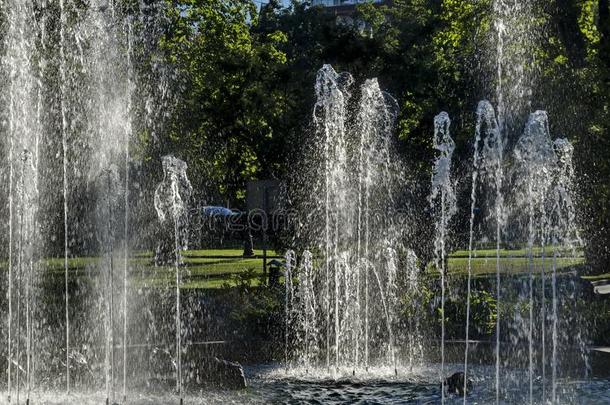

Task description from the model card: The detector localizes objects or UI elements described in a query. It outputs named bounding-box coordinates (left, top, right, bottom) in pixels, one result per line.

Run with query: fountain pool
left=7, top=363, right=610, bottom=404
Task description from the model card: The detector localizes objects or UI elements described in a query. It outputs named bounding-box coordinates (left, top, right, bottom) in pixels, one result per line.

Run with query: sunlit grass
left=444, top=256, right=584, bottom=276
left=182, top=248, right=278, bottom=257
left=449, top=246, right=583, bottom=258
left=0, top=247, right=590, bottom=289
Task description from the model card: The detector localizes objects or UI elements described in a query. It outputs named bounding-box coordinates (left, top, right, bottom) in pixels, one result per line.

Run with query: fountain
left=549, top=138, right=579, bottom=403
left=403, top=249, right=423, bottom=371
left=0, top=0, right=607, bottom=403
left=284, top=65, right=406, bottom=375
left=280, top=59, right=596, bottom=403
left=463, top=100, right=505, bottom=403
left=293, top=250, right=318, bottom=371
left=2, top=1, right=43, bottom=402
left=513, top=110, right=556, bottom=402
left=154, top=155, right=193, bottom=404
left=1, top=0, right=164, bottom=402
left=493, top=0, right=535, bottom=134
left=428, top=111, right=457, bottom=403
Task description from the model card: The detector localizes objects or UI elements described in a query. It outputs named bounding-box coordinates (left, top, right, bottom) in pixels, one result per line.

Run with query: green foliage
left=440, top=289, right=497, bottom=339
left=159, top=0, right=290, bottom=206
left=222, top=268, right=283, bottom=341
left=468, top=289, right=497, bottom=336
left=141, top=0, right=610, bottom=273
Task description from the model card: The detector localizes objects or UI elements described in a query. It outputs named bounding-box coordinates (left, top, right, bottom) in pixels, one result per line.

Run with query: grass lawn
left=0, top=247, right=588, bottom=289
left=29, top=249, right=272, bottom=289
left=441, top=247, right=584, bottom=278
left=449, top=246, right=583, bottom=258
left=444, top=256, right=583, bottom=277
left=182, top=248, right=279, bottom=257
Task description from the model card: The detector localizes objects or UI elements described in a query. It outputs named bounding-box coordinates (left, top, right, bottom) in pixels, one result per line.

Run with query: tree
left=159, top=0, right=289, bottom=207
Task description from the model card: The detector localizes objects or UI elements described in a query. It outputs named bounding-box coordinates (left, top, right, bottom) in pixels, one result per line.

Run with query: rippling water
left=246, top=364, right=610, bottom=404
left=3, top=364, right=610, bottom=404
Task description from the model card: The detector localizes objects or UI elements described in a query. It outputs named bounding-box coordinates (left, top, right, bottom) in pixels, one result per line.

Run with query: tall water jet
left=313, top=64, right=353, bottom=371
left=298, top=251, right=318, bottom=372
left=2, top=0, right=42, bottom=400
left=289, top=65, right=401, bottom=375
left=550, top=138, right=579, bottom=403
left=93, top=165, right=123, bottom=405
left=356, top=78, right=399, bottom=371
left=123, top=14, right=135, bottom=402
left=154, top=155, right=193, bottom=403
left=58, top=0, right=71, bottom=392
left=492, top=0, right=535, bottom=133
left=285, top=250, right=296, bottom=371
left=429, top=112, right=456, bottom=404
left=80, top=2, right=138, bottom=399
left=404, top=250, right=422, bottom=371
left=1, top=0, right=167, bottom=399
left=514, top=110, right=556, bottom=404
left=464, top=100, right=504, bottom=403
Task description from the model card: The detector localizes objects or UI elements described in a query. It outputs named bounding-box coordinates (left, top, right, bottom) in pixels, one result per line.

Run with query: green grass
left=0, top=249, right=271, bottom=289
left=182, top=248, right=279, bottom=257
left=129, top=261, right=266, bottom=289
left=1, top=247, right=590, bottom=289
left=449, top=246, right=583, bottom=258
left=441, top=247, right=584, bottom=277
left=443, top=256, right=584, bottom=277
left=66, top=250, right=270, bottom=289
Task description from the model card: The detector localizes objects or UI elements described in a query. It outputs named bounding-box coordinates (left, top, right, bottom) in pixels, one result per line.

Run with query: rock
left=442, top=372, right=472, bottom=396
left=207, top=357, right=247, bottom=389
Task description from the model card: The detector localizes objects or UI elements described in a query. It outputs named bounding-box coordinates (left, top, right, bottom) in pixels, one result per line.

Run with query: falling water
left=492, top=0, right=534, bottom=133
left=24, top=153, right=35, bottom=405
left=7, top=136, right=13, bottom=404
left=464, top=100, right=504, bottom=403
left=154, top=155, right=193, bottom=403
left=514, top=110, right=556, bottom=404
left=95, top=166, right=123, bottom=405
left=372, top=247, right=399, bottom=374
left=288, top=65, right=402, bottom=374
left=313, top=64, right=352, bottom=371
left=285, top=250, right=322, bottom=374
left=464, top=107, right=482, bottom=405
left=299, top=251, right=317, bottom=371
left=405, top=250, right=422, bottom=371
left=1, top=0, right=172, bottom=400
left=2, top=0, right=42, bottom=401
left=487, top=103, right=504, bottom=405
left=58, top=0, right=71, bottom=392
left=79, top=2, right=139, bottom=401
left=16, top=161, right=22, bottom=403
left=550, top=138, right=578, bottom=403
left=285, top=250, right=296, bottom=371
left=123, top=14, right=135, bottom=404
left=356, top=78, right=398, bottom=372
left=16, top=149, right=38, bottom=405
left=429, top=111, right=456, bottom=404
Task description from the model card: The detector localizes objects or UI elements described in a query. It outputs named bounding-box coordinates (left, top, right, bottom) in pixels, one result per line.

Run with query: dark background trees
left=143, top=0, right=610, bottom=273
